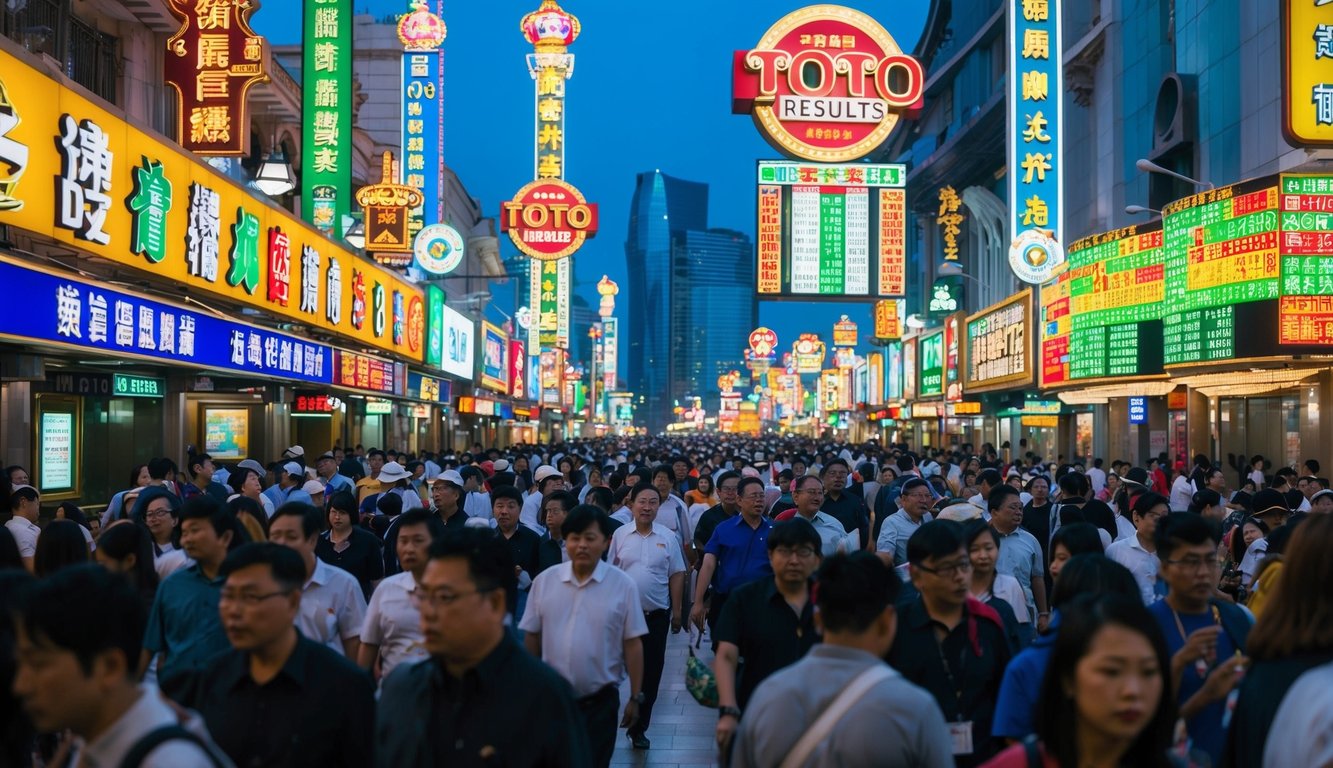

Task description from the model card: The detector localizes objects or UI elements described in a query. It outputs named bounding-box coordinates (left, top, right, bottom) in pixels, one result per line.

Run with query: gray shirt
left=993, top=525, right=1043, bottom=611
left=875, top=509, right=932, bottom=564
left=731, top=645, right=954, bottom=768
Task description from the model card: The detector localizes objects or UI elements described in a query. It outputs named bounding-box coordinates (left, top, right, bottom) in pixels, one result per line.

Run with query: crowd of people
left=0, top=436, right=1330, bottom=767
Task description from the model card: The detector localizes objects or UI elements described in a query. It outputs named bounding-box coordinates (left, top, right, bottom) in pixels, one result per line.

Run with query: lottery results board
left=755, top=161, right=907, bottom=298
left=1039, top=222, right=1165, bottom=387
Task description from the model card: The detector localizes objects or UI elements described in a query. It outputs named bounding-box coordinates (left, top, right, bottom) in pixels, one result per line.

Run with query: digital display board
left=966, top=291, right=1033, bottom=392
left=755, top=161, right=906, bottom=299
left=1162, top=179, right=1279, bottom=312
left=1040, top=222, right=1165, bottom=386
left=1279, top=174, right=1333, bottom=344
left=918, top=331, right=943, bottom=397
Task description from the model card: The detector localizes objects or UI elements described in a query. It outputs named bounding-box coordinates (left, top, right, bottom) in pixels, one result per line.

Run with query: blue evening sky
left=251, top=2, right=929, bottom=356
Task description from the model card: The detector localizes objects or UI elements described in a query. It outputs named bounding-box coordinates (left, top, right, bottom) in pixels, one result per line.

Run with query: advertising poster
left=204, top=407, right=249, bottom=459
left=480, top=321, right=509, bottom=392
left=39, top=411, right=75, bottom=492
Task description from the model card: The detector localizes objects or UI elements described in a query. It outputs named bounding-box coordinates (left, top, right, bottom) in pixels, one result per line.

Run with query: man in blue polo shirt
left=689, top=476, right=773, bottom=643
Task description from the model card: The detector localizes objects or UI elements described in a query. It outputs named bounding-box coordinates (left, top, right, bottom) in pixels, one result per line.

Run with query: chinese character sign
left=938, top=185, right=965, bottom=262
left=966, top=290, right=1033, bottom=391
left=303, top=0, right=352, bottom=235
left=1008, top=0, right=1062, bottom=250
left=1283, top=0, right=1333, bottom=146
left=163, top=0, right=268, bottom=155
left=401, top=51, right=441, bottom=229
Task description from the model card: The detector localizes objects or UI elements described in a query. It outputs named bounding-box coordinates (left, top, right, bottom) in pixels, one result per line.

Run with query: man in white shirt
left=788, top=474, right=858, bottom=557
left=1170, top=471, right=1196, bottom=512
left=460, top=466, right=492, bottom=520
left=1086, top=458, right=1107, bottom=495
left=988, top=485, right=1050, bottom=630
left=968, top=469, right=1003, bottom=520
left=6, top=485, right=41, bottom=571
left=875, top=478, right=934, bottom=566
left=520, top=465, right=567, bottom=534
left=358, top=509, right=445, bottom=684
left=13, top=564, right=226, bottom=766
left=608, top=484, right=685, bottom=750
left=268, top=503, right=367, bottom=658
left=651, top=464, right=695, bottom=566
left=1105, top=492, right=1167, bottom=604
left=521, top=506, right=647, bottom=768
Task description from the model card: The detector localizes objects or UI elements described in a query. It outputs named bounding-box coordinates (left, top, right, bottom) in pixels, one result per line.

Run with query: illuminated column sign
left=398, top=1, right=447, bottom=231
left=1007, top=0, right=1064, bottom=284
left=303, top=0, right=352, bottom=236
left=163, top=0, right=268, bottom=155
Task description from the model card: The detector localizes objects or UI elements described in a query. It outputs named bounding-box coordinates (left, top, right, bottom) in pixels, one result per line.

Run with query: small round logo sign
left=748, top=327, right=778, bottom=358
left=413, top=223, right=465, bottom=276
left=732, top=5, right=925, bottom=162
left=1008, top=229, right=1066, bottom=285
left=501, top=179, right=599, bottom=261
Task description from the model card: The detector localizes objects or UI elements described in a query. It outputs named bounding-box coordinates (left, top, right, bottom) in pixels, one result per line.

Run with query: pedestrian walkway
left=613, top=628, right=719, bottom=766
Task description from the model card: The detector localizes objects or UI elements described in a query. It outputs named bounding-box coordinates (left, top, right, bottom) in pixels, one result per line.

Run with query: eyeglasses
left=219, top=590, right=290, bottom=607
left=915, top=559, right=973, bottom=578
left=1165, top=557, right=1218, bottom=573
left=410, top=587, right=494, bottom=609
left=798, top=488, right=825, bottom=496
left=144, top=508, right=173, bottom=519
left=772, top=546, right=817, bottom=558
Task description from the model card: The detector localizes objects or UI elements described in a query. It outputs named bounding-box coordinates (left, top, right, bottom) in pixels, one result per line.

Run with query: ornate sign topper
left=413, top=223, right=464, bottom=276
left=1009, top=228, right=1065, bottom=285
left=501, top=178, right=599, bottom=261
left=356, top=152, right=423, bottom=264
left=163, top=0, right=269, bottom=155
left=732, top=4, right=924, bottom=162
left=748, top=327, right=778, bottom=359
left=397, top=0, right=446, bottom=51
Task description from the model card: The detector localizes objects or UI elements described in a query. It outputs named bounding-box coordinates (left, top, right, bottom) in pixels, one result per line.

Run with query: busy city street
left=1, top=0, right=1333, bottom=766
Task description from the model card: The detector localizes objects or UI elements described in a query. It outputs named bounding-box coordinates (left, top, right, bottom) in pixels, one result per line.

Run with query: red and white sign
left=163, top=0, right=268, bottom=155
left=509, top=339, right=527, bottom=399
left=748, top=327, right=778, bottom=359
left=501, top=179, right=599, bottom=261
left=732, top=4, right=924, bottom=162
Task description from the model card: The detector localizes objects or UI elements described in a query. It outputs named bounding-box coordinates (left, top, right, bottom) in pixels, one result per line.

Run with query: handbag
left=684, top=628, right=718, bottom=708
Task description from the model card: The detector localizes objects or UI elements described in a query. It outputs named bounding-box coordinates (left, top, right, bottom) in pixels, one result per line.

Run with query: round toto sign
left=732, top=4, right=925, bottom=162
left=1008, top=229, right=1066, bottom=285
left=501, top=179, right=599, bottom=261
left=413, top=223, right=465, bottom=276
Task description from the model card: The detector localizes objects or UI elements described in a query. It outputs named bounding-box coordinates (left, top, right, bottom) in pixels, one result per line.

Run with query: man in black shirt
left=378, top=528, right=590, bottom=767
left=888, top=521, right=1011, bottom=767
left=713, top=519, right=821, bottom=753
left=693, top=470, right=741, bottom=553
left=492, top=486, right=541, bottom=622
left=820, top=459, right=870, bottom=549
left=188, top=543, right=375, bottom=768
left=430, top=470, right=469, bottom=530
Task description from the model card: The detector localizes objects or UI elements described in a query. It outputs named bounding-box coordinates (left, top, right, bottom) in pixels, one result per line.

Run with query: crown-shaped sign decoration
left=521, top=0, right=580, bottom=52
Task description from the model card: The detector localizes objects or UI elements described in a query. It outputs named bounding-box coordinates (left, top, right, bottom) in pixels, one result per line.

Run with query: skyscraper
left=669, top=228, right=756, bottom=409
left=626, top=171, right=708, bottom=432
left=626, top=171, right=755, bottom=433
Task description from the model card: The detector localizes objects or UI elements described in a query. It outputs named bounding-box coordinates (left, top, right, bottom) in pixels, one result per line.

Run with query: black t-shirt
left=713, top=578, right=817, bottom=708
left=694, top=504, right=735, bottom=551
left=822, top=490, right=870, bottom=549
left=315, top=527, right=384, bottom=602
left=500, top=525, right=542, bottom=580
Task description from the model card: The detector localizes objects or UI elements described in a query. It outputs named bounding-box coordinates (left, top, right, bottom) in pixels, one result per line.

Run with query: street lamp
left=252, top=149, right=296, bottom=197
left=1125, top=204, right=1161, bottom=216
left=1135, top=158, right=1214, bottom=190
left=343, top=218, right=365, bottom=250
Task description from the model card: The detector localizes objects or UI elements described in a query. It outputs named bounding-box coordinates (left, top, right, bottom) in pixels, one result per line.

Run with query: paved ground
left=612, top=628, right=720, bottom=767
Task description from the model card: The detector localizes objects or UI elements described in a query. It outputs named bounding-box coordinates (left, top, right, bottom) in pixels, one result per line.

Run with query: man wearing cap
left=520, top=466, right=566, bottom=535
left=1310, top=487, right=1333, bottom=515
left=430, top=470, right=469, bottom=530
left=283, top=444, right=306, bottom=467
left=317, top=451, right=354, bottom=496
left=1238, top=489, right=1291, bottom=589
left=264, top=462, right=311, bottom=509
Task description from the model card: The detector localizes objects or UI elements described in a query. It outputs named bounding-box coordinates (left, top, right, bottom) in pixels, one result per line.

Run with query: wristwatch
left=631, top=692, right=646, bottom=704
left=718, top=705, right=742, bottom=719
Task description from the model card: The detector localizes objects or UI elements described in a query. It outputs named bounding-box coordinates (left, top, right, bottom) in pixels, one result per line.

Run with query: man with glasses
left=187, top=542, right=374, bottom=768
left=889, top=521, right=1011, bottom=767
left=775, top=474, right=858, bottom=557
left=1148, top=512, right=1251, bottom=767
left=378, top=528, right=590, bottom=767
left=693, top=470, right=741, bottom=557
left=690, top=476, right=774, bottom=643
left=819, top=459, right=871, bottom=550
left=987, top=485, right=1049, bottom=631
left=875, top=478, right=935, bottom=566
left=712, top=519, right=822, bottom=755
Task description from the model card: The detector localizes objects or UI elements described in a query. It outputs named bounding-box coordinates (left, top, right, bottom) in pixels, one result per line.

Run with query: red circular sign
left=500, top=179, right=599, bottom=261
left=748, top=327, right=778, bottom=358
left=733, top=5, right=924, bottom=162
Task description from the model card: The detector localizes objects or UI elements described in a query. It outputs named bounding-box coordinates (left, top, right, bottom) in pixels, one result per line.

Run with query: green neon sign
left=303, top=0, right=352, bottom=236
left=113, top=373, right=165, bottom=398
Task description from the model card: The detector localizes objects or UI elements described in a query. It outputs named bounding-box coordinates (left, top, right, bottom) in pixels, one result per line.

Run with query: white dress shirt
left=71, top=684, right=223, bottom=767
left=298, top=559, right=368, bottom=655
left=518, top=559, right=649, bottom=696
left=4, top=516, right=39, bottom=558
left=608, top=522, right=686, bottom=612
left=359, top=571, right=426, bottom=681
left=519, top=491, right=546, bottom=535
left=1105, top=535, right=1160, bottom=604
left=801, top=510, right=860, bottom=558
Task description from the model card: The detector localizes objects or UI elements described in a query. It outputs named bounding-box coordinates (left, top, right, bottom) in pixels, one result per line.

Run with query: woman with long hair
left=965, top=520, right=1032, bottom=646
left=226, top=495, right=269, bottom=543
left=1227, top=516, right=1268, bottom=591
left=130, top=486, right=187, bottom=580
left=1186, top=489, right=1226, bottom=522
left=32, top=520, right=89, bottom=577
left=94, top=520, right=160, bottom=617
left=102, top=463, right=151, bottom=526
left=985, top=593, right=1176, bottom=767
left=1223, top=514, right=1333, bottom=766
left=685, top=473, right=718, bottom=508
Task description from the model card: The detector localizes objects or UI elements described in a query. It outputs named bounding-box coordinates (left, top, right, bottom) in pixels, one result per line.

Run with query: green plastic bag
left=685, top=629, right=718, bottom=708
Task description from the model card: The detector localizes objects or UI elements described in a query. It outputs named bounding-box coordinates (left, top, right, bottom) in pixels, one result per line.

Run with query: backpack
left=119, top=725, right=226, bottom=768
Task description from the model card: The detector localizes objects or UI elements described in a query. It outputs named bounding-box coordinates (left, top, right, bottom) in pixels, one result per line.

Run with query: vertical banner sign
left=425, top=285, right=445, bottom=368
left=163, top=0, right=268, bottom=155
left=938, top=186, right=965, bottom=261
left=509, top=339, right=527, bottom=398
left=398, top=0, right=446, bottom=230
left=303, top=0, right=352, bottom=236
left=874, top=298, right=902, bottom=339
left=1007, top=0, right=1063, bottom=282
left=757, top=184, right=782, bottom=292
left=602, top=316, right=618, bottom=391
left=1282, top=0, right=1333, bottom=147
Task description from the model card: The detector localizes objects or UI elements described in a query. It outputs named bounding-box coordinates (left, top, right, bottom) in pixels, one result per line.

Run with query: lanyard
left=934, top=629, right=968, bottom=719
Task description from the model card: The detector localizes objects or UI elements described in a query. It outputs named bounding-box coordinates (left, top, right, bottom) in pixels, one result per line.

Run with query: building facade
left=669, top=228, right=756, bottom=409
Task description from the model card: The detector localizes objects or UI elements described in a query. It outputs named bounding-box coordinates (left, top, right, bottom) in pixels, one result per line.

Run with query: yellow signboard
left=0, top=46, right=423, bottom=360
left=1283, top=0, right=1333, bottom=146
